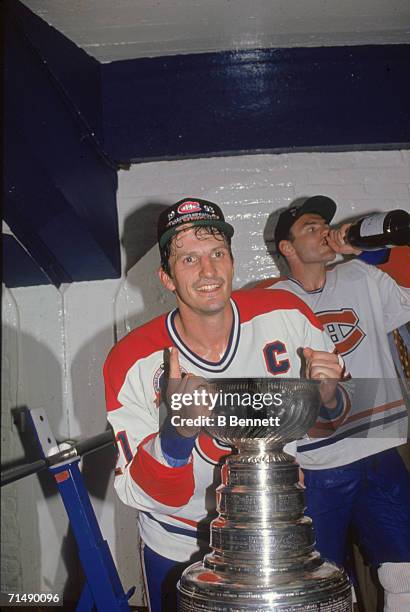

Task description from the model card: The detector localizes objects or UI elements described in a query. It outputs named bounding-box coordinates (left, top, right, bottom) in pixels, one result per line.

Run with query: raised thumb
left=303, top=347, right=314, bottom=361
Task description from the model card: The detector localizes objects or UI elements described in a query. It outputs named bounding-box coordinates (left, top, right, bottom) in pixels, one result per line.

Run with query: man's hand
left=167, top=347, right=211, bottom=437
left=326, top=223, right=362, bottom=256
left=303, top=347, right=342, bottom=408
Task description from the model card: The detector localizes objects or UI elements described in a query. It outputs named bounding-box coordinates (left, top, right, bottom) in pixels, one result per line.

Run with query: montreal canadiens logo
left=178, top=201, right=202, bottom=214
left=316, top=308, right=365, bottom=356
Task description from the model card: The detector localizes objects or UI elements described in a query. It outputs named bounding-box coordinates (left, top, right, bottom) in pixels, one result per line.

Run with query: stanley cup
left=177, top=379, right=352, bottom=611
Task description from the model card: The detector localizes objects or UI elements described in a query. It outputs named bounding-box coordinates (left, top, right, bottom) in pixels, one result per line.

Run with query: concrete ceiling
left=21, top=0, right=410, bottom=62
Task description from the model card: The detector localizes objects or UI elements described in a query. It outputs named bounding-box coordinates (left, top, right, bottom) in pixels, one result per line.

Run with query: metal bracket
left=28, top=407, right=60, bottom=457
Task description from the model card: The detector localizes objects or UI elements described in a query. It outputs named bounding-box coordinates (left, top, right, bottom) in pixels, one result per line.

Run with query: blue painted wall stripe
left=102, top=45, right=410, bottom=162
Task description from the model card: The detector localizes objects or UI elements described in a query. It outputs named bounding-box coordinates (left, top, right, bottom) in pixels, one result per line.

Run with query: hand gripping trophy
left=177, top=379, right=352, bottom=611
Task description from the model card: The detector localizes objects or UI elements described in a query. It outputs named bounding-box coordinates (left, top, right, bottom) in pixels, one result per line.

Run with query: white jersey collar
left=166, top=298, right=240, bottom=373
left=287, top=276, right=326, bottom=295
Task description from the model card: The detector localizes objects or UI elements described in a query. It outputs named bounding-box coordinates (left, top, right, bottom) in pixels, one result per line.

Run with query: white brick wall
left=117, top=149, right=410, bottom=295
left=2, top=148, right=409, bottom=604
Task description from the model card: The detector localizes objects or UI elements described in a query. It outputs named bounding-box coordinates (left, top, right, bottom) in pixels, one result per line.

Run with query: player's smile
left=195, top=281, right=223, bottom=294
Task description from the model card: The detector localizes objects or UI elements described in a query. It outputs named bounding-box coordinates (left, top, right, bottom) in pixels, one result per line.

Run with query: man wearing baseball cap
left=104, top=196, right=347, bottom=612
left=263, top=196, right=410, bottom=611
left=273, top=194, right=337, bottom=255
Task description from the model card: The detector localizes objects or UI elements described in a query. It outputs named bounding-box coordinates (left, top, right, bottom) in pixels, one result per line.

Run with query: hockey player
left=104, top=197, right=346, bottom=612
left=262, top=195, right=410, bottom=612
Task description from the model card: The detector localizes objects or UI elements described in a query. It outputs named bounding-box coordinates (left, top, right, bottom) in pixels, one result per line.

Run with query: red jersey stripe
left=168, top=515, right=199, bottom=528
left=232, top=289, right=323, bottom=331
left=104, top=313, right=170, bottom=411
left=129, top=433, right=195, bottom=507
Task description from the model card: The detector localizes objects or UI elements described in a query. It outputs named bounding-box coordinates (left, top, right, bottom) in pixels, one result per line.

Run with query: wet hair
left=160, top=225, right=233, bottom=276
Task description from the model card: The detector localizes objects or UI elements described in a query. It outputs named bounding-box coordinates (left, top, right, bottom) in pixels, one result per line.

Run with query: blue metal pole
left=50, top=459, right=131, bottom=611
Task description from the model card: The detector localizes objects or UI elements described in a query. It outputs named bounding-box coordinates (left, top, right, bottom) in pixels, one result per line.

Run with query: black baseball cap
left=274, top=195, right=337, bottom=252
left=157, top=198, right=234, bottom=249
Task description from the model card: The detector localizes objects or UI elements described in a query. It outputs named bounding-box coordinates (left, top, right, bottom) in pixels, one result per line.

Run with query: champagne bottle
left=346, top=209, right=410, bottom=250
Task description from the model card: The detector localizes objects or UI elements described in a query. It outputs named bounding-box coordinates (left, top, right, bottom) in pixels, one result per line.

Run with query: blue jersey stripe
left=141, top=511, right=210, bottom=539
left=297, top=410, right=408, bottom=453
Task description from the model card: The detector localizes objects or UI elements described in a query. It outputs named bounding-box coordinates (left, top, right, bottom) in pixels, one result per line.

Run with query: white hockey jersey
left=262, top=260, right=410, bottom=470
left=104, top=288, right=337, bottom=561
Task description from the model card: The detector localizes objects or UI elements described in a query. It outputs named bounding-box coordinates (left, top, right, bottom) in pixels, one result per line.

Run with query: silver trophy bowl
left=204, top=378, right=322, bottom=450
left=178, top=378, right=352, bottom=611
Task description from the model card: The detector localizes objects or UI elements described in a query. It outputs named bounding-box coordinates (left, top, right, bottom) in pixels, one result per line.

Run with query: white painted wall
left=2, top=149, right=409, bottom=605
left=22, top=0, right=410, bottom=62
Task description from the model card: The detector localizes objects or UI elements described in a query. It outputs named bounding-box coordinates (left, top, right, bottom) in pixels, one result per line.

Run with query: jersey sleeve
left=104, top=351, right=195, bottom=514
left=358, top=248, right=390, bottom=266
left=360, top=261, right=410, bottom=333
left=378, top=246, right=410, bottom=288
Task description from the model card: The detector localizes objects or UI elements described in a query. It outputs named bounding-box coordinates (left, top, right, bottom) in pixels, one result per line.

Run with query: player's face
left=159, top=227, right=234, bottom=316
left=287, top=213, right=336, bottom=264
